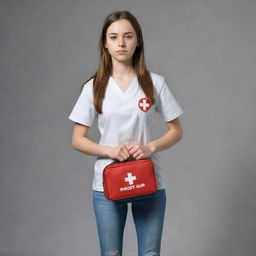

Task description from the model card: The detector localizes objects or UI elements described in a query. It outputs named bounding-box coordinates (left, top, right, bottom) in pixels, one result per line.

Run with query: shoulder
left=78, top=77, right=94, bottom=102
left=149, top=71, right=165, bottom=92
left=83, top=77, right=94, bottom=89
left=149, top=72, right=164, bottom=82
left=81, top=77, right=94, bottom=95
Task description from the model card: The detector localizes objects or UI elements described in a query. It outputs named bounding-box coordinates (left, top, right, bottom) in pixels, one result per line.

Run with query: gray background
left=1, top=0, right=256, bottom=255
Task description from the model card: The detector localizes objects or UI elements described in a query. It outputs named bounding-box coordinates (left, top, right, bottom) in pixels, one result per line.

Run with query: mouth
left=116, top=50, right=127, bottom=54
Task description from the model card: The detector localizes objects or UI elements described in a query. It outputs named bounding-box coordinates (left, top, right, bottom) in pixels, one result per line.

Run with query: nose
left=118, top=37, right=125, bottom=46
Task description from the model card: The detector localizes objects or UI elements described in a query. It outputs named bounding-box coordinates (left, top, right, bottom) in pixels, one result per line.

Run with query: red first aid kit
left=102, top=158, right=157, bottom=200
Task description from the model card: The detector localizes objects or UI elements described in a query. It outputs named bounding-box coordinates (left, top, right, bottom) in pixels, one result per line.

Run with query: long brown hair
left=81, top=10, right=155, bottom=114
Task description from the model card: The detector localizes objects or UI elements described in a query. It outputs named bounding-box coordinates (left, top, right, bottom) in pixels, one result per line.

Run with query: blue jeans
left=92, top=188, right=166, bottom=256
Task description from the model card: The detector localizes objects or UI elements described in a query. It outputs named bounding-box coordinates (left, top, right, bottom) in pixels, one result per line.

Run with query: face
left=105, top=19, right=138, bottom=63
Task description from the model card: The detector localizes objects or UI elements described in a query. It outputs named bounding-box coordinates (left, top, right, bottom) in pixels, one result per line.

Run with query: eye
left=110, top=36, right=117, bottom=40
left=125, top=35, right=133, bottom=39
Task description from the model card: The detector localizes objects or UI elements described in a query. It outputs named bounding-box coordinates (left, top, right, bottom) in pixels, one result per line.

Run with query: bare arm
left=71, top=123, right=130, bottom=161
left=71, top=123, right=110, bottom=157
left=147, top=117, right=183, bottom=153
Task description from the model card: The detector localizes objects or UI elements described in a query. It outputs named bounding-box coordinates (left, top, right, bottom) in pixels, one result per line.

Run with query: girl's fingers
left=121, top=152, right=129, bottom=160
left=118, top=146, right=130, bottom=160
left=122, top=145, right=133, bottom=157
left=127, top=144, right=139, bottom=154
left=122, top=146, right=130, bottom=158
left=132, top=150, right=140, bottom=159
left=135, top=154, right=143, bottom=160
left=118, top=144, right=146, bottom=161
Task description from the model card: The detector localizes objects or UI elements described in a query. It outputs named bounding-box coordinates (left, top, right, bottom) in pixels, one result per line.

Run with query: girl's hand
left=124, top=144, right=154, bottom=160
left=107, top=144, right=132, bottom=162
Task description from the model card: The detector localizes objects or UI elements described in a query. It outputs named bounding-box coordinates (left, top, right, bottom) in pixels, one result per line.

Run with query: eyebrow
left=108, top=32, right=134, bottom=35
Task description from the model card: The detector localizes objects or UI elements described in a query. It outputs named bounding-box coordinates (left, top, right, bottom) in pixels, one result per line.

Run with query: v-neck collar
left=110, top=75, right=137, bottom=96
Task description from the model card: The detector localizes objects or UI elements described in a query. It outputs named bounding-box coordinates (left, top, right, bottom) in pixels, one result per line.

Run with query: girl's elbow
left=177, top=128, right=183, bottom=142
left=71, top=137, right=79, bottom=150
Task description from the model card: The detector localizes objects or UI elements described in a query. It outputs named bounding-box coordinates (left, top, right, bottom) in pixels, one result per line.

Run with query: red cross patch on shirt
left=138, top=98, right=151, bottom=112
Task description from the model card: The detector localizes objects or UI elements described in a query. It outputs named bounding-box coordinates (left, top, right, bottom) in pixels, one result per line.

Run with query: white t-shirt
left=68, top=72, right=184, bottom=191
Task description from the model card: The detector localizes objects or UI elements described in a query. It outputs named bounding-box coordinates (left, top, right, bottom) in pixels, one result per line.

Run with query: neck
left=111, top=58, right=135, bottom=78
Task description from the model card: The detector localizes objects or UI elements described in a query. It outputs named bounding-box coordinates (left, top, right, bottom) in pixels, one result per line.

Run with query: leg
left=92, top=190, right=128, bottom=256
left=131, top=189, right=166, bottom=256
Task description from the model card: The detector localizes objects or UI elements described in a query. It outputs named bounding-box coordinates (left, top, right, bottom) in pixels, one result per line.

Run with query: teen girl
left=68, top=10, right=184, bottom=256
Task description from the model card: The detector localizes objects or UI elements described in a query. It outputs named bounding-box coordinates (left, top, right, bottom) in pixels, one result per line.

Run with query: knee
left=140, top=251, right=159, bottom=256
left=106, top=249, right=120, bottom=256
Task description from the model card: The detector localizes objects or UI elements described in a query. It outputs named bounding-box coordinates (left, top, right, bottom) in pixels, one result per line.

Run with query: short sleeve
left=68, top=81, right=96, bottom=127
left=155, top=78, right=184, bottom=122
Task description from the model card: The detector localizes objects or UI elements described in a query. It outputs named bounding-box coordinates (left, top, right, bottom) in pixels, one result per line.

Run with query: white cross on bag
left=124, top=172, right=137, bottom=185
